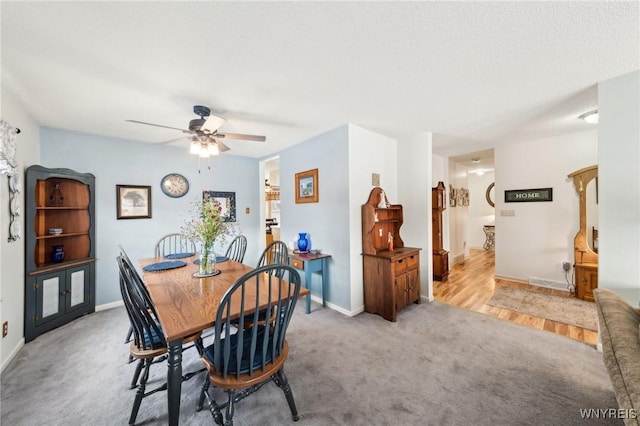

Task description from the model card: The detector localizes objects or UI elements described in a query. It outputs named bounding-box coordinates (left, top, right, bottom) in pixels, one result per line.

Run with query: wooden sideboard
left=362, top=187, right=421, bottom=322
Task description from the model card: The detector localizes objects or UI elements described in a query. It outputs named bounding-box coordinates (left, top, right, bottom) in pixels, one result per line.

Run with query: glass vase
left=297, top=233, right=310, bottom=251
left=199, top=244, right=216, bottom=275
left=51, top=245, right=66, bottom=263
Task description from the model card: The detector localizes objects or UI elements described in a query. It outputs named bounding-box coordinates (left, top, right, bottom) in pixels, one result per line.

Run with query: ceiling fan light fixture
left=189, top=140, right=201, bottom=155
left=207, top=142, right=220, bottom=156
left=579, top=109, right=598, bottom=124
left=198, top=143, right=210, bottom=158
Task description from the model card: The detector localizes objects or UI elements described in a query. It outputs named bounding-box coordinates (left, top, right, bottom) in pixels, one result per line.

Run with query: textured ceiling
left=2, top=2, right=638, bottom=158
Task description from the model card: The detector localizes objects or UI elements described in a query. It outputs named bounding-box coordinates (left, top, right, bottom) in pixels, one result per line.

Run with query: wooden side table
left=289, top=251, right=331, bottom=313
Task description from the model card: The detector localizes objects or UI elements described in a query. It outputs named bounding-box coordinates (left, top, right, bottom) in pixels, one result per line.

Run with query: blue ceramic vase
left=297, top=233, right=310, bottom=251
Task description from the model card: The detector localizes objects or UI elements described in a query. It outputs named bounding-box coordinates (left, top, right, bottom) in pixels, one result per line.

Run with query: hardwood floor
left=433, top=249, right=598, bottom=346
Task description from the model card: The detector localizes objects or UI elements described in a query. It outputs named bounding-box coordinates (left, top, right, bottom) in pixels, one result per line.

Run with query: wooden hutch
left=432, top=181, right=449, bottom=281
left=568, top=165, right=598, bottom=301
left=362, top=187, right=421, bottom=322
left=24, top=166, right=96, bottom=342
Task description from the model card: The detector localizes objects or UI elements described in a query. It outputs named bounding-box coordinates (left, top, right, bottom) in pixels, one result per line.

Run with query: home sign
left=504, top=188, right=553, bottom=203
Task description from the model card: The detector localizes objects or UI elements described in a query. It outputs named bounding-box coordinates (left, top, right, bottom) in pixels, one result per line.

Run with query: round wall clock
left=160, top=173, right=189, bottom=198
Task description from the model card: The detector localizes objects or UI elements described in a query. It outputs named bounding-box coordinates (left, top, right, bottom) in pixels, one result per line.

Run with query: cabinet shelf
left=36, top=232, right=89, bottom=240
left=29, top=258, right=97, bottom=276
left=36, top=206, right=88, bottom=210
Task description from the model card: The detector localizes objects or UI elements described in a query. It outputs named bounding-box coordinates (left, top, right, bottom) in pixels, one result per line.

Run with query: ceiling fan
left=126, top=105, right=266, bottom=156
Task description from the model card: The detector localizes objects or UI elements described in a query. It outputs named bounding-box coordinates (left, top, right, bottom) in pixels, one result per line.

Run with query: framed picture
left=116, top=185, right=152, bottom=219
left=449, top=185, right=457, bottom=207
left=504, top=187, right=553, bottom=203
left=295, top=168, right=319, bottom=203
left=203, top=191, right=236, bottom=222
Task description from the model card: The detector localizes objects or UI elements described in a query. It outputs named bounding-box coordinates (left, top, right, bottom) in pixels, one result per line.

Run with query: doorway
left=264, top=157, right=281, bottom=246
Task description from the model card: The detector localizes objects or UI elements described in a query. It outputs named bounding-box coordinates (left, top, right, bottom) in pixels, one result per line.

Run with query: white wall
left=399, top=132, right=433, bottom=300
left=40, top=127, right=261, bottom=306
left=468, top=171, right=495, bottom=249
left=1, top=89, right=40, bottom=372
left=494, top=129, right=597, bottom=286
left=348, top=125, right=398, bottom=312
left=448, top=161, right=470, bottom=264
left=598, top=70, right=640, bottom=292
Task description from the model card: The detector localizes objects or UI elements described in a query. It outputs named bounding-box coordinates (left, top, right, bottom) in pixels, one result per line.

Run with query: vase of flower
left=182, top=197, right=236, bottom=277
left=199, top=243, right=216, bottom=275
left=297, top=233, right=310, bottom=251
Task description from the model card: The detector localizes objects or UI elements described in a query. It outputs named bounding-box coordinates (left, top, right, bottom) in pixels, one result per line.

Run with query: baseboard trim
left=96, top=300, right=123, bottom=311
left=1, top=338, right=24, bottom=376
left=309, top=295, right=363, bottom=317
left=494, top=274, right=529, bottom=284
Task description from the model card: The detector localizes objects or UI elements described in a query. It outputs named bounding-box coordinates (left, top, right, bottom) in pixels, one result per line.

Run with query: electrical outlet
left=562, top=261, right=571, bottom=272
left=2, top=321, right=8, bottom=338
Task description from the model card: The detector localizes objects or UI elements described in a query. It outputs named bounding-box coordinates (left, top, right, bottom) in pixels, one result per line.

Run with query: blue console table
left=289, top=251, right=331, bottom=313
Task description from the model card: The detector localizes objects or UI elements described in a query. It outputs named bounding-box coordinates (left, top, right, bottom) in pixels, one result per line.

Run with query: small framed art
left=116, top=185, right=152, bottom=219
left=295, top=168, right=319, bottom=204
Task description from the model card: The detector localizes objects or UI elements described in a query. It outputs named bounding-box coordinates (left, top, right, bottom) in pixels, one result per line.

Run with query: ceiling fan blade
left=126, top=119, right=189, bottom=133
left=158, top=136, right=191, bottom=145
left=217, top=132, right=266, bottom=142
left=215, top=140, right=231, bottom=152
left=201, top=115, right=226, bottom=133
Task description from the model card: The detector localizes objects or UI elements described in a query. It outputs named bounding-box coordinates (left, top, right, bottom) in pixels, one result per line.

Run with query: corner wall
left=494, top=129, right=597, bottom=286
left=348, top=124, right=398, bottom=312
left=398, top=132, right=432, bottom=300
left=598, top=70, right=640, bottom=292
left=1, top=89, right=40, bottom=372
left=279, top=125, right=352, bottom=312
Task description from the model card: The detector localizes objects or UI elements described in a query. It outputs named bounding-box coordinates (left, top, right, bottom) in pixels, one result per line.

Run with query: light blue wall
left=278, top=125, right=351, bottom=310
left=40, top=127, right=261, bottom=305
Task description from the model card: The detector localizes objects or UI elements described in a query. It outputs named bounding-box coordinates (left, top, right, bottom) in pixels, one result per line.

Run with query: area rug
left=487, top=286, right=598, bottom=330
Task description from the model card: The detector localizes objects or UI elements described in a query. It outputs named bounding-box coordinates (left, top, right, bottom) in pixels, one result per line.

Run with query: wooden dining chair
left=117, top=255, right=204, bottom=425
left=225, top=235, right=248, bottom=263
left=197, top=264, right=302, bottom=425
left=154, top=233, right=196, bottom=257
left=257, top=240, right=290, bottom=278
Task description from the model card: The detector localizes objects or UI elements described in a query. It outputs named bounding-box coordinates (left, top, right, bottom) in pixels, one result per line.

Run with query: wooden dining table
left=139, top=255, right=309, bottom=426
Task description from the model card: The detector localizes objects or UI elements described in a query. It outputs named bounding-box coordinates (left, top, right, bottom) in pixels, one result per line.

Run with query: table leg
left=321, top=258, right=327, bottom=307
left=305, top=267, right=312, bottom=314
left=167, top=338, right=184, bottom=426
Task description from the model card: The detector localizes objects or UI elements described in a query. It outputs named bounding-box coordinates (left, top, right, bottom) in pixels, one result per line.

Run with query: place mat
left=193, top=256, right=229, bottom=265
left=142, top=260, right=187, bottom=272
left=486, top=286, right=597, bottom=331
left=164, top=252, right=195, bottom=259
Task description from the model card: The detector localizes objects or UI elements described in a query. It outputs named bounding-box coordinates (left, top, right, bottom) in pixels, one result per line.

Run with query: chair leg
left=125, top=326, right=133, bottom=343
left=197, top=377, right=210, bottom=411
left=275, top=368, right=299, bottom=421
left=130, top=359, right=144, bottom=389
left=224, top=390, right=236, bottom=426
left=204, top=384, right=224, bottom=426
left=129, top=358, right=152, bottom=425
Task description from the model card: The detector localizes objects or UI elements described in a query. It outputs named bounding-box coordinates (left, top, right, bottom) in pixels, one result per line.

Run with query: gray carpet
left=487, top=286, right=598, bottom=331
left=1, top=301, right=620, bottom=426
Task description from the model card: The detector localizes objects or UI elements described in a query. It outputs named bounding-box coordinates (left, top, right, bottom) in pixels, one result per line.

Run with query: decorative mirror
left=486, top=182, right=495, bottom=208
